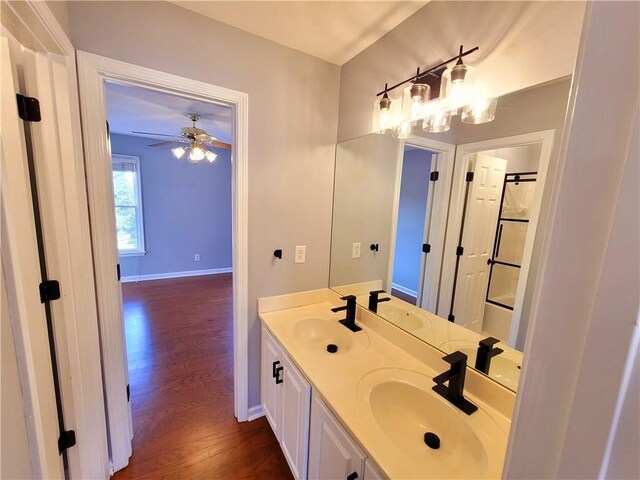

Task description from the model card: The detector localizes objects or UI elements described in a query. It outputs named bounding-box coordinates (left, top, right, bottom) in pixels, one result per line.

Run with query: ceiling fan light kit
left=139, top=112, right=231, bottom=164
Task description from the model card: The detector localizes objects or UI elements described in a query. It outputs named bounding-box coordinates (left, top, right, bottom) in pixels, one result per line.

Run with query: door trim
left=387, top=136, right=456, bottom=312
left=438, top=130, right=555, bottom=347
left=76, top=51, right=250, bottom=471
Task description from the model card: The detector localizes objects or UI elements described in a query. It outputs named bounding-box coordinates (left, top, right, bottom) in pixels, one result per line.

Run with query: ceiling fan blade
left=133, top=131, right=181, bottom=138
left=148, top=140, right=185, bottom=147
left=207, top=140, right=232, bottom=150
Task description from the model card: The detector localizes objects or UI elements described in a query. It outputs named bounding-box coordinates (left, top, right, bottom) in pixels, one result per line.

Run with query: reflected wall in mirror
left=329, top=77, right=573, bottom=392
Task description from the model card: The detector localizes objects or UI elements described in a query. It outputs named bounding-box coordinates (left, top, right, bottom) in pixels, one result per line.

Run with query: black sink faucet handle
left=432, top=350, right=478, bottom=415
left=331, top=295, right=361, bottom=332
left=368, top=290, right=391, bottom=313
left=475, top=337, right=504, bottom=374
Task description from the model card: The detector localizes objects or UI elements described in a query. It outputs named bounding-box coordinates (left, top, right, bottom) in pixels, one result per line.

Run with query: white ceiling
left=170, top=1, right=429, bottom=65
left=105, top=81, right=233, bottom=143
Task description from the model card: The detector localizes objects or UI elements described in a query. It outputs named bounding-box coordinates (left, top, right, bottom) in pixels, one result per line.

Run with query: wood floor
left=113, top=274, right=292, bottom=479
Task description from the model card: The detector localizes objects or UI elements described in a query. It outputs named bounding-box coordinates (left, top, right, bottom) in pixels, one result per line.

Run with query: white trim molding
left=247, top=405, right=265, bottom=422
left=76, top=51, right=250, bottom=472
left=390, top=283, right=418, bottom=298
left=121, top=267, right=232, bottom=283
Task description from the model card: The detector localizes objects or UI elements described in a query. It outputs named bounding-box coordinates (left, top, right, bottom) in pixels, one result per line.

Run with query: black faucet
left=331, top=295, right=361, bottom=332
left=368, top=290, right=391, bottom=313
left=475, top=337, right=504, bottom=374
left=432, top=351, right=478, bottom=415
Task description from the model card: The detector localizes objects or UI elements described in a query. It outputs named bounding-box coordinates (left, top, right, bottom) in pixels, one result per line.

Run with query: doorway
left=77, top=52, right=250, bottom=472
left=439, top=131, right=554, bottom=349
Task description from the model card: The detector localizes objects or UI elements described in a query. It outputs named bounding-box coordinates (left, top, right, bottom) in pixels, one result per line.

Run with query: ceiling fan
left=132, top=113, right=231, bottom=163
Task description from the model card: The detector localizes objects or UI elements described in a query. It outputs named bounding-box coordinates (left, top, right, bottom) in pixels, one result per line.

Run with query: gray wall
left=68, top=1, right=340, bottom=408
left=329, top=134, right=400, bottom=288
left=392, top=148, right=432, bottom=294
left=1, top=270, right=34, bottom=480
left=110, top=134, right=232, bottom=278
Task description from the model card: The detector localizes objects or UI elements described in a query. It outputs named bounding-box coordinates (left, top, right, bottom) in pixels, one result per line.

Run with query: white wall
left=1, top=269, right=34, bottom=480
left=67, top=1, right=340, bottom=408
left=337, top=1, right=585, bottom=142
left=504, top=2, right=639, bottom=476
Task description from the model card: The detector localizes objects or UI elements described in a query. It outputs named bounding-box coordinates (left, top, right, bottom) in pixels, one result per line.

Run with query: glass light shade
left=400, top=82, right=431, bottom=125
left=392, top=120, right=413, bottom=139
left=188, top=146, right=205, bottom=162
left=205, top=150, right=217, bottom=163
left=371, top=95, right=401, bottom=134
left=171, top=146, right=186, bottom=159
left=422, top=108, right=452, bottom=133
left=439, top=65, right=475, bottom=114
left=462, top=98, right=498, bottom=124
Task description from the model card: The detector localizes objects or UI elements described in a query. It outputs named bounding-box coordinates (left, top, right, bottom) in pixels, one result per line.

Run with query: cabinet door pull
left=275, top=365, right=284, bottom=384
left=272, top=360, right=281, bottom=378
left=347, top=472, right=358, bottom=480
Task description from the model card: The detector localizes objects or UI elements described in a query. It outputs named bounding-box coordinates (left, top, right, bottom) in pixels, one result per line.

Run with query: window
left=112, top=154, right=145, bottom=255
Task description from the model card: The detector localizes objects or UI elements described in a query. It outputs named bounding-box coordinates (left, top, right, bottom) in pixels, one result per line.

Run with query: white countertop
left=259, top=290, right=514, bottom=479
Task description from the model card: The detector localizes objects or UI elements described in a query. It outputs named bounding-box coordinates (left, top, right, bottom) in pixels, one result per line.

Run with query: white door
left=453, top=154, right=507, bottom=332
left=0, top=35, right=66, bottom=478
left=260, top=327, right=282, bottom=436
left=280, top=354, right=311, bottom=480
left=308, top=393, right=366, bottom=480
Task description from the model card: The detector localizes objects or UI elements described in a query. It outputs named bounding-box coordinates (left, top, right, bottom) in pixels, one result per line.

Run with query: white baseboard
left=247, top=405, right=264, bottom=421
left=391, top=282, right=418, bottom=298
left=121, top=267, right=232, bottom=283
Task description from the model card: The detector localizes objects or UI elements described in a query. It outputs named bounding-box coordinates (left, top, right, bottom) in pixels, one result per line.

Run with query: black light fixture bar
left=376, top=45, right=479, bottom=97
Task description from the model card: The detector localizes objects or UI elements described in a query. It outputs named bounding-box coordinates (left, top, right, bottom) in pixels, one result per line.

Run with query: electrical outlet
left=194, top=254, right=200, bottom=261
left=352, top=242, right=361, bottom=259
left=295, top=245, right=306, bottom=264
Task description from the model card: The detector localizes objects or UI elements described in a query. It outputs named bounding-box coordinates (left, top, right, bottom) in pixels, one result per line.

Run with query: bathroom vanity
left=259, top=289, right=515, bottom=479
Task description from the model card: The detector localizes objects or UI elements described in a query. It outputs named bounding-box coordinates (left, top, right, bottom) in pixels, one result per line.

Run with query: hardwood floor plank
left=113, top=274, right=292, bottom=479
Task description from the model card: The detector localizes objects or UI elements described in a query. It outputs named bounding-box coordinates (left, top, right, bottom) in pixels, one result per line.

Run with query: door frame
left=438, top=130, right=555, bottom=347
left=386, top=135, right=456, bottom=311
left=76, top=52, right=250, bottom=471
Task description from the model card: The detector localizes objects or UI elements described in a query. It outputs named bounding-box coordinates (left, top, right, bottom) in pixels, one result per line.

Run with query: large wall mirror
left=329, top=77, right=572, bottom=392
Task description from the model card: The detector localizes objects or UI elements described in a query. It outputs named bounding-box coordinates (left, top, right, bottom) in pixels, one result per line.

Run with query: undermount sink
left=292, top=317, right=368, bottom=354
left=375, top=303, right=428, bottom=331
left=439, top=340, right=521, bottom=390
left=357, top=368, right=507, bottom=479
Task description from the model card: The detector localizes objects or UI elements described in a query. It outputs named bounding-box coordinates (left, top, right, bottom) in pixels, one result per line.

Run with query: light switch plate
left=295, top=245, right=306, bottom=264
left=194, top=254, right=200, bottom=261
left=352, top=242, right=361, bottom=259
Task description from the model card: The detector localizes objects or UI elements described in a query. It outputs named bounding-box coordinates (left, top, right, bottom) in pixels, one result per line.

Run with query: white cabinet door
left=308, top=392, right=366, bottom=480
left=280, top=354, right=311, bottom=480
left=364, top=459, right=386, bottom=480
left=261, top=327, right=282, bottom=436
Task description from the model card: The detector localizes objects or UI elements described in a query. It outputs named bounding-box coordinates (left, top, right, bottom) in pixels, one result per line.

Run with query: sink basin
left=292, top=317, right=367, bottom=354
left=357, top=368, right=507, bottom=479
left=375, top=303, right=428, bottom=331
left=439, top=340, right=521, bottom=390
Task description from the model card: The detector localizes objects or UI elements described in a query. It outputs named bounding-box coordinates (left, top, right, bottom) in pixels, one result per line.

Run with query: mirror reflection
left=330, top=78, right=572, bottom=392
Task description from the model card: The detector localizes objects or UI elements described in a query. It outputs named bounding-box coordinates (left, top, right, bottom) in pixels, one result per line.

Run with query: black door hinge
left=430, top=171, right=439, bottom=182
left=448, top=314, right=455, bottom=322
left=106, top=120, right=110, bottom=140
left=466, top=171, right=475, bottom=182
left=16, top=94, right=41, bottom=122
left=39, top=280, right=61, bottom=303
left=456, top=246, right=464, bottom=256
left=422, top=243, right=431, bottom=254
left=117, top=264, right=121, bottom=282
left=127, top=384, right=130, bottom=402
left=58, top=430, right=76, bottom=454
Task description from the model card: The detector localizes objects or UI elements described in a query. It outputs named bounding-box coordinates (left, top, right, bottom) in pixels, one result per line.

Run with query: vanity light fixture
left=372, top=45, right=498, bottom=137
